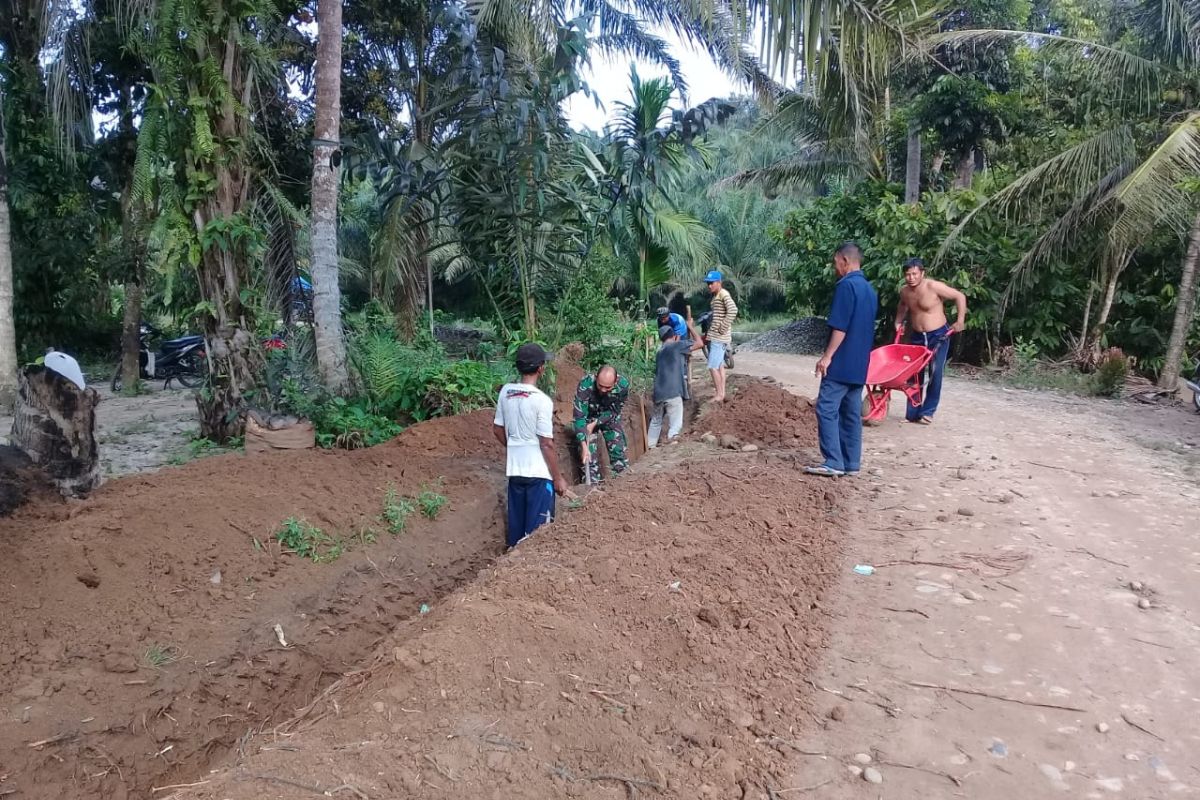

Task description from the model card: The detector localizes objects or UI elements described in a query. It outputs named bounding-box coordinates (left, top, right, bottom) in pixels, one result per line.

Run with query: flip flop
left=803, top=464, right=845, bottom=477
left=918, top=417, right=933, bottom=425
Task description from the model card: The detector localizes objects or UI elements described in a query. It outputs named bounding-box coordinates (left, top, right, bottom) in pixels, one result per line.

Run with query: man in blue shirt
left=656, top=307, right=688, bottom=339
left=805, top=242, right=879, bottom=477
left=656, top=306, right=692, bottom=399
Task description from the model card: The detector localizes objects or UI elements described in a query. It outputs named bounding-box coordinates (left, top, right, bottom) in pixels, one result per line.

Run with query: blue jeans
left=506, top=477, right=555, bottom=548
left=816, top=378, right=864, bottom=472
left=907, top=325, right=951, bottom=421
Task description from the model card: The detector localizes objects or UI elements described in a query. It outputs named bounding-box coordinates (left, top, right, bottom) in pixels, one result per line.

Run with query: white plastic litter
left=44, top=350, right=86, bottom=390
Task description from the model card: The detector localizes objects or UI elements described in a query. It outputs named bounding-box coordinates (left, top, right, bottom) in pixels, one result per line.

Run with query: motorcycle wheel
left=176, top=352, right=208, bottom=389
left=724, top=349, right=735, bottom=370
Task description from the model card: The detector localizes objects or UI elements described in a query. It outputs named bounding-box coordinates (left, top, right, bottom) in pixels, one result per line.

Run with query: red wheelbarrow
left=863, top=329, right=952, bottom=424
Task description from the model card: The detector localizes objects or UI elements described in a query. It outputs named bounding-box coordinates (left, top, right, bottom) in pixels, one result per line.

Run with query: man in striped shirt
left=704, top=269, right=738, bottom=403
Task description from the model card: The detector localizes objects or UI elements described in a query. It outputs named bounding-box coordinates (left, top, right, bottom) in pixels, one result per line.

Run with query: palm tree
left=129, top=0, right=290, bottom=441
left=0, top=87, right=15, bottom=410
left=310, top=0, right=350, bottom=394
left=606, top=66, right=717, bottom=307
left=929, top=5, right=1200, bottom=389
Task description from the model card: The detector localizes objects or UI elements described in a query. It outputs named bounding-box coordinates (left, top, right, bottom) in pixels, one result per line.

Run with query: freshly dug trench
left=175, top=381, right=842, bottom=800
left=180, top=452, right=846, bottom=800
left=0, top=412, right=509, bottom=800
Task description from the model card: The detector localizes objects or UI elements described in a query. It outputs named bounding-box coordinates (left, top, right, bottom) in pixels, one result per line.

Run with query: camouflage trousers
left=583, top=418, right=628, bottom=484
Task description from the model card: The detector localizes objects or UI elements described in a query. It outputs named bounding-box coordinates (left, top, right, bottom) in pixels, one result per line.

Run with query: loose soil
left=179, top=449, right=843, bottom=800
left=0, top=411, right=508, bottom=800
left=693, top=379, right=818, bottom=449
left=0, top=347, right=675, bottom=800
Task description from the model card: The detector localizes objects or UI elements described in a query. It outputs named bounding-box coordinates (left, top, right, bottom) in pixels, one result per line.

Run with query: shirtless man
left=894, top=258, right=967, bottom=424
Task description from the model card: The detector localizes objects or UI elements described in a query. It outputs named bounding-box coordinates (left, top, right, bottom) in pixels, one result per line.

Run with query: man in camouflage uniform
left=572, top=365, right=630, bottom=484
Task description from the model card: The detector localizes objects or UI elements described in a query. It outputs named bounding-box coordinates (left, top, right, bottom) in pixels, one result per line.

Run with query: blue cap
left=704, top=270, right=723, bottom=283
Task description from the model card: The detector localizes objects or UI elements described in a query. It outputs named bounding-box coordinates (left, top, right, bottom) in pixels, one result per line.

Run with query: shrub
left=1094, top=348, right=1130, bottom=397
left=309, top=398, right=404, bottom=449
left=424, top=359, right=505, bottom=416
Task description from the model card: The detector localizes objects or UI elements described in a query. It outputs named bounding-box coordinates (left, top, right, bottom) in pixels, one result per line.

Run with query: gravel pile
left=740, top=316, right=830, bottom=355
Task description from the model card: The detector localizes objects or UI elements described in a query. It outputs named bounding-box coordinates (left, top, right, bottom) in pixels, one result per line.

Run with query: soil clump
left=695, top=378, right=819, bottom=449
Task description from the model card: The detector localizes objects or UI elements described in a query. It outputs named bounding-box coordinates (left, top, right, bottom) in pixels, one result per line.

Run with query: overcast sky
left=562, top=32, right=745, bottom=132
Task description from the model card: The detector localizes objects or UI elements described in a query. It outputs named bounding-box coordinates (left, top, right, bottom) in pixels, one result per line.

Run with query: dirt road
left=735, top=352, right=1200, bottom=798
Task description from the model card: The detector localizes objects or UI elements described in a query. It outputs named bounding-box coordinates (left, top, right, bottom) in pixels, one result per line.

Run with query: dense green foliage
left=2, top=0, right=1199, bottom=431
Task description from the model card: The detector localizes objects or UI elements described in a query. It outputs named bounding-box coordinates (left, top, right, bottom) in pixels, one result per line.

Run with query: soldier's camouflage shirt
left=572, top=373, right=630, bottom=442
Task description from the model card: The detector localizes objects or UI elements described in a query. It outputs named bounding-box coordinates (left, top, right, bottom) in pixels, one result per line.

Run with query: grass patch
left=418, top=482, right=448, bottom=519
left=735, top=313, right=797, bottom=334
left=144, top=643, right=180, bottom=669
left=382, top=487, right=416, bottom=534
left=275, top=517, right=343, bottom=562
left=168, top=432, right=243, bottom=466
left=957, top=363, right=1109, bottom=398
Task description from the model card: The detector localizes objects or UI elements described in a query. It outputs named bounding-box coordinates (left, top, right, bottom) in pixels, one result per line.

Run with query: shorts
left=706, top=340, right=727, bottom=370
left=506, top=477, right=555, bottom=548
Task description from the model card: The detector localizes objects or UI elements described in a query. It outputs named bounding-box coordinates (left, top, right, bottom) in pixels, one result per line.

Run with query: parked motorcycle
left=1184, top=352, right=1200, bottom=413
left=111, top=323, right=208, bottom=392
left=696, top=310, right=735, bottom=370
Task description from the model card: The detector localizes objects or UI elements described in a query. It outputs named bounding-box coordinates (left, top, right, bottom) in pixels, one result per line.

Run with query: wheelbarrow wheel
left=862, top=387, right=889, bottom=426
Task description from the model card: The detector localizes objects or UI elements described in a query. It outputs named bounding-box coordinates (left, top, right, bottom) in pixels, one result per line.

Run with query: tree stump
left=10, top=366, right=101, bottom=498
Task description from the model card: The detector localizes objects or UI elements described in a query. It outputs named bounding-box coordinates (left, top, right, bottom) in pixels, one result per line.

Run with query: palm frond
left=646, top=205, right=715, bottom=280
left=720, top=137, right=868, bottom=192
left=923, top=30, right=1160, bottom=107
left=1135, top=0, right=1200, bottom=68
left=1007, top=165, right=1126, bottom=291
left=934, top=126, right=1138, bottom=264
left=254, top=181, right=306, bottom=324
left=1110, top=113, right=1200, bottom=244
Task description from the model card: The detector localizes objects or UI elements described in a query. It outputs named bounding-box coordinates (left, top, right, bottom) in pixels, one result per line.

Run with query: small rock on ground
left=863, top=766, right=883, bottom=784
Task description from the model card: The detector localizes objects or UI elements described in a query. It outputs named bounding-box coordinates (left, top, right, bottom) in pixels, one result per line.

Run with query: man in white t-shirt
left=492, top=343, right=570, bottom=549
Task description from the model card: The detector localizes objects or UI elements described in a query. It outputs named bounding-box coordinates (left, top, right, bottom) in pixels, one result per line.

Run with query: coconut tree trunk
left=1092, top=261, right=1124, bottom=348
left=120, top=280, right=143, bottom=391
left=309, top=0, right=349, bottom=394
left=1077, top=282, right=1094, bottom=360
left=904, top=118, right=921, bottom=205
left=952, top=149, right=974, bottom=190
left=0, top=92, right=18, bottom=411
left=11, top=366, right=101, bottom=497
left=1159, top=211, right=1200, bottom=391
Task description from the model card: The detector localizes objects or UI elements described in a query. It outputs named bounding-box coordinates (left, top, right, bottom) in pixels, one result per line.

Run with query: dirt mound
left=391, top=409, right=497, bottom=455
left=697, top=378, right=818, bottom=448
left=181, top=453, right=847, bottom=800
left=0, top=411, right=509, bottom=800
